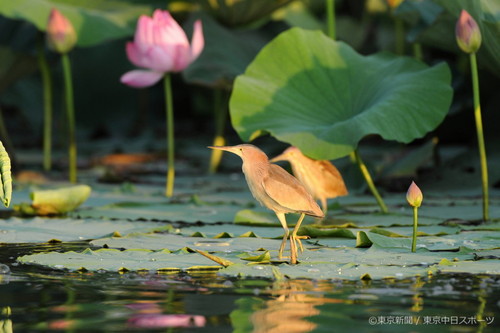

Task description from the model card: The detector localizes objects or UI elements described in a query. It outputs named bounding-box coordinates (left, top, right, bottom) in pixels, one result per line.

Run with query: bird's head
left=208, top=144, right=269, bottom=163
left=269, top=146, right=301, bottom=163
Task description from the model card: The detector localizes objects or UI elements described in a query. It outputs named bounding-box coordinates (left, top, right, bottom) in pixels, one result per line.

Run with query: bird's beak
left=207, top=146, right=240, bottom=156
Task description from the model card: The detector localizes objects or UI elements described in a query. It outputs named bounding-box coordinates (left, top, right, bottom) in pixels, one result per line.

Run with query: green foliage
left=230, top=27, right=453, bottom=160
left=0, top=141, right=12, bottom=207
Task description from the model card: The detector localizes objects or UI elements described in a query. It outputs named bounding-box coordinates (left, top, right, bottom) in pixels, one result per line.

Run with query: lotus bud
left=406, top=181, right=423, bottom=208
left=387, top=0, right=404, bottom=9
left=456, top=10, right=482, bottom=54
left=46, top=8, right=77, bottom=54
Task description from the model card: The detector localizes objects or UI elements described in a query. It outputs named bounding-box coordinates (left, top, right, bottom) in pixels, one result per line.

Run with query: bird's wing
left=315, top=160, right=349, bottom=196
left=262, top=164, right=323, bottom=217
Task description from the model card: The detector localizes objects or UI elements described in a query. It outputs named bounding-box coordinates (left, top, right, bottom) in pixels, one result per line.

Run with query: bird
left=208, top=144, right=324, bottom=264
left=270, top=146, right=348, bottom=214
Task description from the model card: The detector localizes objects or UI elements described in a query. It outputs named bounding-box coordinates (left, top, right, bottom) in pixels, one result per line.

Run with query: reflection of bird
left=208, top=144, right=323, bottom=264
left=270, top=146, right=348, bottom=214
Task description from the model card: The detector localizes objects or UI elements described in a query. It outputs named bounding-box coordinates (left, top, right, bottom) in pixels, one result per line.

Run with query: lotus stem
left=412, top=206, right=418, bottom=252
left=37, top=35, right=53, bottom=171
left=164, top=73, right=175, bottom=197
left=209, top=89, right=228, bottom=173
left=412, top=42, right=423, bottom=61
left=394, top=16, right=404, bottom=55
left=353, top=149, right=388, bottom=213
left=470, top=52, right=488, bottom=221
left=326, top=0, right=336, bottom=39
left=61, top=53, right=77, bottom=183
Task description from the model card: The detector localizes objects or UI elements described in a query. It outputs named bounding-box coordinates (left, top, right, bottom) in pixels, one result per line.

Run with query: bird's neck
left=242, top=159, right=269, bottom=177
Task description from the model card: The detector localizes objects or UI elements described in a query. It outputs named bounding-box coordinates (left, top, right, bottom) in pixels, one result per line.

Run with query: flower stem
left=61, top=53, right=77, bottom=183
left=164, top=74, right=175, bottom=197
left=37, top=35, right=53, bottom=171
left=412, top=42, right=423, bottom=61
left=209, top=89, right=228, bottom=173
left=470, top=52, right=489, bottom=221
left=394, top=16, right=404, bottom=55
left=326, top=0, right=336, bottom=39
left=353, top=149, right=388, bottom=213
left=412, top=206, right=418, bottom=252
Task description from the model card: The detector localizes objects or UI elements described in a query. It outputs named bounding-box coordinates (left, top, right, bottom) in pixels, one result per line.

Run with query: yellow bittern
left=270, top=146, right=348, bottom=214
left=208, top=144, right=323, bottom=264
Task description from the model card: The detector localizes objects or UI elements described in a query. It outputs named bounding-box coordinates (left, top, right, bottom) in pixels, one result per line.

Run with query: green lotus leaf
left=230, top=27, right=453, bottom=160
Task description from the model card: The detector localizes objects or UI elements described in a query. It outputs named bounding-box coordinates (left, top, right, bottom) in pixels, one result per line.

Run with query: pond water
left=1, top=243, right=499, bottom=332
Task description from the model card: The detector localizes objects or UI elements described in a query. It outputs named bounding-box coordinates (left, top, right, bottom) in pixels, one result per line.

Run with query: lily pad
left=0, top=217, right=170, bottom=243
left=353, top=231, right=500, bottom=251
left=437, top=259, right=500, bottom=275
left=217, top=262, right=437, bottom=281
left=90, top=232, right=284, bottom=252
left=73, top=202, right=240, bottom=223
left=17, top=248, right=221, bottom=272
left=230, top=27, right=453, bottom=160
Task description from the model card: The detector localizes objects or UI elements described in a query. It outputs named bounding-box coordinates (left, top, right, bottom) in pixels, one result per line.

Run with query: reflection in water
left=0, top=307, right=13, bottom=333
left=0, top=243, right=499, bottom=332
left=249, top=280, right=341, bottom=332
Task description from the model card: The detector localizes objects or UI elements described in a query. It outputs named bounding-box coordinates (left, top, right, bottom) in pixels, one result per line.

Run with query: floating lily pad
left=17, top=248, right=221, bottom=272
left=73, top=202, right=240, bottom=223
left=0, top=217, right=170, bottom=243
left=437, top=260, right=500, bottom=275
left=90, top=232, right=284, bottom=252
left=353, top=231, right=500, bottom=251
left=217, top=262, right=437, bottom=281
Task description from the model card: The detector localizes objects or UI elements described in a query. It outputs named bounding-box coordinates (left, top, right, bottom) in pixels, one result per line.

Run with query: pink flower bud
left=455, top=10, right=482, bottom=54
left=406, top=181, right=423, bottom=208
left=46, top=8, right=77, bottom=54
left=386, top=0, right=404, bottom=9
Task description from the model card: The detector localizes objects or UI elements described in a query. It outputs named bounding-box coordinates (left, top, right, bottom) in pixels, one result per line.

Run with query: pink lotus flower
left=46, top=8, right=77, bottom=54
left=127, top=314, right=206, bottom=328
left=121, top=10, right=204, bottom=88
left=456, top=10, right=482, bottom=54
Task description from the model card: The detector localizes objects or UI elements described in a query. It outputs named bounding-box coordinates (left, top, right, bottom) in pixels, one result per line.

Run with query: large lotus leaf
left=0, top=217, right=170, bottom=243
left=17, top=248, right=222, bottom=272
left=0, top=0, right=156, bottom=47
left=230, top=27, right=453, bottom=160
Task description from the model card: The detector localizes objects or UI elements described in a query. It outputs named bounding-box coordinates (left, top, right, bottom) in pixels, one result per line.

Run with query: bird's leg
left=290, top=213, right=307, bottom=264
left=276, top=213, right=289, bottom=259
left=321, top=198, right=328, bottom=215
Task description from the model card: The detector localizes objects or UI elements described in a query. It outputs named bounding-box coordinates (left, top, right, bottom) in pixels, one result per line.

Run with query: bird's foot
left=292, top=235, right=310, bottom=253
